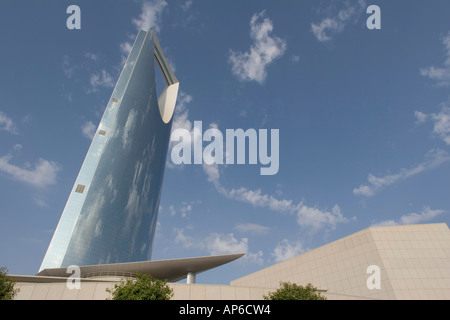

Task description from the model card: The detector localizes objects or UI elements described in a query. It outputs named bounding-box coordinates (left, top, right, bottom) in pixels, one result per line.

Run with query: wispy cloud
left=354, top=149, right=450, bottom=197
left=174, top=228, right=263, bottom=264
left=174, top=227, right=195, bottom=248
left=118, top=0, right=169, bottom=66
left=81, top=121, right=97, bottom=140
left=311, top=0, right=366, bottom=42
left=181, top=0, right=193, bottom=12
left=420, top=31, right=450, bottom=87
left=205, top=233, right=263, bottom=264
left=84, top=52, right=99, bottom=62
left=205, top=233, right=248, bottom=256
left=414, top=110, right=429, bottom=124
left=203, top=162, right=350, bottom=232
left=0, top=148, right=61, bottom=189
left=272, top=239, right=305, bottom=263
left=168, top=200, right=201, bottom=218
left=0, top=111, right=18, bottom=135
left=311, top=18, right=345, bottom=42
left=290, top=55, right=300, bottom=63
left=120, top=41, right=133, bottom=57
left=119, top=41, right=133, bottom=66
left=371, top=207, right=446, bottom=227
left=171, top=91, right=194, bottom=133
left=88, top=70, right=115, bottom=93
left=167, top=91, right=195, bottom=169
left=62, top=55, right=75, bottom=79
left=415, top=101, right=450, bottom=145
left=234, top=223, right=270, bottom=235
left=229, top=10, right=287, bottom=84
left=132, top=0, right=168, bottom=32
left=33, top=196, right=50, bottom=208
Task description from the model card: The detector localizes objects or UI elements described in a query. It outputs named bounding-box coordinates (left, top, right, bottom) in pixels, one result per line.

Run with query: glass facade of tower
left=39, top=30, right=178, bottom=271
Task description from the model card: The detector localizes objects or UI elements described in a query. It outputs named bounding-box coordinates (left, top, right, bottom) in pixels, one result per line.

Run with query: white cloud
left=420, top=31, right=450, bottom=87
left=0, top=153, right=61, bottom=189
left=62, top=55, right=75, bottom=79
left=119, top=40, right=134, bottom=67
left=229, top=10, right=287, bottom=84
left=371, top=207, right=446, bottom=227
left=417, top=102, right=450, bottom=145
left=205, top=232, right=264, bottom=264
left=199, top=161, right=221, bottom=189
left=311, top=18, right=345, bottom=42
left=81, top=121, right=97, bottom=140
left=245, top=250, right=264, bottom=265
left=132, top=0, right=168, bottom=32
left=174, top=228, right=195, bottom=248
left=155, top=221, right=161, bottom=234
left=205, top=233, right=248, bottom=256
left=173, top=228, right=263, bottom=264
left=205, top=171, right=350, bottom=231
left=311, top=1, right=366, bottom=42
left=290, top=55, right=300, bottom=63
left=296, top=203, right=347, bottom=231
left=414, top=111, right=429, bottom=124
left=431, top=105, right=450, bottom=145
left=0, top=111, right=18, bottom=134
left=181, top=0, right=193, bottom=12
left=172, top=92, right=194, bottom=133
left=33, top=196, right=49, bottom=208
left=84, top=52, right=99, bottom=61
left=88, top=70, right=115, bottom=93
left=120, top=41, right=133, bottom=57
left=180, top=204, right=192, bottom=218
left=168, top=200, right=200, bottom=218
left=354, top=149, right=450, bottom=197
left=272, top=239, right=305, bottom=263
left=226, top=184, right=349, bottom=231
left=168, top=91, right=206, bottom=170
left=200, top=158, right=349, bottom=231
left=234, top=223, right=270, bottom=235
left=228, top=188, right=269, bottom=207
left=119, top=1, right=168, bottom=66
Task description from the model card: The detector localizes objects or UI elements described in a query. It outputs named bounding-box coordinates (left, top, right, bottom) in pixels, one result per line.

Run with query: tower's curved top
left=152, top=30, right=179, bottom=124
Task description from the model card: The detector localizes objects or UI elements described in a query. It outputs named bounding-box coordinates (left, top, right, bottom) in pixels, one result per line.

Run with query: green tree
left=106, top=273, right=173, bottom=300
left=263, top=282, right=327, bottom=300
left=0, top=267, right=20, bottom=300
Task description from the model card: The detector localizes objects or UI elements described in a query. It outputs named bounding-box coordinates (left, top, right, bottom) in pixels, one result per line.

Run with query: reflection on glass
left=40, top=30, right=176, bottom=270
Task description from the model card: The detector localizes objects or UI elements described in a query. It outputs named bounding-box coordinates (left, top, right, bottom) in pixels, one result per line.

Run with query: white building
left=12, top=223, right=450, bottom=300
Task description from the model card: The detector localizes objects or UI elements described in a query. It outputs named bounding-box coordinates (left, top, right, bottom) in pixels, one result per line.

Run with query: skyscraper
left=39, top=29, right=179, bottom=272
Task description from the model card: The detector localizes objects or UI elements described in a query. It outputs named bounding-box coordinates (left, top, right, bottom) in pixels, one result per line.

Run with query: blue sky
left=1, top=0, right=450, bottom=285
